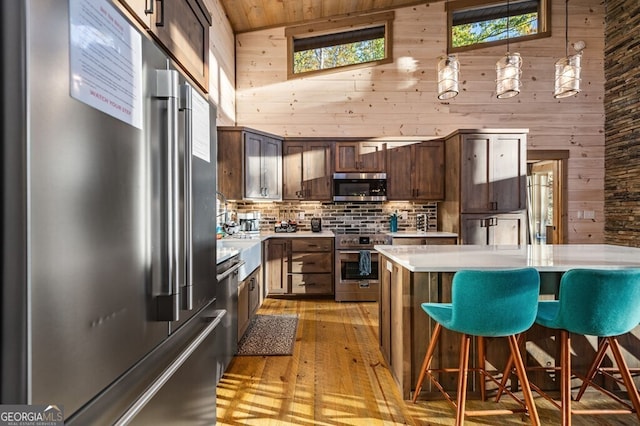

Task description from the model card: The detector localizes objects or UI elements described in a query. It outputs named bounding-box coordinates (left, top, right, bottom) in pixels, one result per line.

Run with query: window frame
left=285, top=11, right=394, bottom=79
left=447, top=0, right=551, bottom=53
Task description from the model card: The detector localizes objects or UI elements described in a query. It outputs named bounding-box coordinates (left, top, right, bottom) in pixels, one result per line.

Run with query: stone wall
left=604, top=0, right=640, bottom=246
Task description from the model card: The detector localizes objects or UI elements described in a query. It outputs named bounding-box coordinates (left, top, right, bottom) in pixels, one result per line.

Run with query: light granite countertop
left=374, top=244, right=640, bottom=273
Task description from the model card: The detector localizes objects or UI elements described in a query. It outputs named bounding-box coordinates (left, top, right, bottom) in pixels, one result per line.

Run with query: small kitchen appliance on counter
left=238, top=212, right=261, bottom=233
left=274, top=221, right=298, bottom=233
left=311, top=217, right=322, bottom=232
left=416, top=213, right=428, bottom=233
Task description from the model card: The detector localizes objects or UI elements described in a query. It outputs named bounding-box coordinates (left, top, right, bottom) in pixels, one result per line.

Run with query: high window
left=286, top=12, right=393, bottom=78
left=448, top=0, right=550, bottom=52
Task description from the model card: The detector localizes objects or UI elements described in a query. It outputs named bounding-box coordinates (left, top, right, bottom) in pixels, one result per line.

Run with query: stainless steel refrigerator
left=1, top=0, right=226, bottom=423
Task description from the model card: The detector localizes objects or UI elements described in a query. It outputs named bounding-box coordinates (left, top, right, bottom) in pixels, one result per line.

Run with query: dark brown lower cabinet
left=238, top=267, right=261, bottom=341
left=264, top=238, right=334, bottom=297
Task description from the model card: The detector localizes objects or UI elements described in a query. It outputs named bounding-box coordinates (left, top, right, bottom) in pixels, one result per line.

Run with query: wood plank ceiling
left=218, top=0, right=438, bottom=33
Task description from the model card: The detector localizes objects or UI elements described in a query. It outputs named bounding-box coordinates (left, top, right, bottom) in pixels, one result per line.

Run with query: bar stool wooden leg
left=478, top=336, right=486, bottom=401
left=608, top=337, right=640, bottom=421
left=413, top=323, right=442, bottom=403
left=495, top=333, right=525, bottom=402
left=508, top=334, right=541, bottom=426
left=456, top=333, right=472, bottom=425
left=575, top=338, right=610, bottom=401
left=561, top=330, right=571, bottom=426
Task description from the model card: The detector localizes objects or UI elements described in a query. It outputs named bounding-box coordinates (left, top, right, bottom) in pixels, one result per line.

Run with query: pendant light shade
left=554, top=52, right=582, bottom=98
left=496, top=52, right=522, bottom=99
left=554, top=0, right=583, bottom=98
left=495, top=0, right=521, bottom=99
left=437, top=55, right=460, bottom=100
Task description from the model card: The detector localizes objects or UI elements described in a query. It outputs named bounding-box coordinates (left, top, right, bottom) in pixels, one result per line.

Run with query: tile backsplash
left=226, top=201, right=437, bottom=234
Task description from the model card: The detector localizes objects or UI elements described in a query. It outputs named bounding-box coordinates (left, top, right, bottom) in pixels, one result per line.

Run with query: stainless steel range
left=335, top=233, right=391, bottom=302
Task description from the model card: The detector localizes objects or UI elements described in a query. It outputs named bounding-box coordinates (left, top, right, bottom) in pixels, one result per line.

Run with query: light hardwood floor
left=216, top=299, right=637, bottom=425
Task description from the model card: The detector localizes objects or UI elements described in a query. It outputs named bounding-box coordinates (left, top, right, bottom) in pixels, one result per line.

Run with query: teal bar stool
left=412, top=268, right=541, bottom=425
left=533, top=268, right=640, bottom=425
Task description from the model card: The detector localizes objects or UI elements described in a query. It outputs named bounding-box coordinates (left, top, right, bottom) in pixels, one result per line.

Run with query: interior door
left=527, top=151, right=569, bottom=244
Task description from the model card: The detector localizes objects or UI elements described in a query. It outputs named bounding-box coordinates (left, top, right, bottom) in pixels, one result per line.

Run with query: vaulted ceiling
left=218, top=0, right=439, bottom=33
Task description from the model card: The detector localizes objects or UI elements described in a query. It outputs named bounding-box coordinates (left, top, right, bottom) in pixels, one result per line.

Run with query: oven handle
left=337, top=250, right=379, bottom=255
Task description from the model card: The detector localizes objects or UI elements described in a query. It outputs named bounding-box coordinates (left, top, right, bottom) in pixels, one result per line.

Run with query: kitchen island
left=374, top=244, right=640, bottom=399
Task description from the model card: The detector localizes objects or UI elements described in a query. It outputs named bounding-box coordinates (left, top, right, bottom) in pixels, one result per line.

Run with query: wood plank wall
left=203, top=0, right=236, bottom=126
left=604, top=0, right=640, bottom=247
left=233, top=0, right=606, bottom=244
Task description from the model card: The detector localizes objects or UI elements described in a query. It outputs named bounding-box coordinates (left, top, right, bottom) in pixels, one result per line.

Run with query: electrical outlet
left=400, top=211, right=408, bottom=220
left=583, top=210, right=595, bottom=219
left=298, top=212, right=305, bottom=220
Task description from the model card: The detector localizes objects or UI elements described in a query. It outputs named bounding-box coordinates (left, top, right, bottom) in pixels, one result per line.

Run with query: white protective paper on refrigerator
left=191, top=91, right=211, bottom=163
left=68, top=0, right=143, bottom=129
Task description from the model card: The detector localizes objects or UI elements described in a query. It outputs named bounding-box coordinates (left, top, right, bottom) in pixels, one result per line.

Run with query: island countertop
left=374, top=244, right=640, bottom=272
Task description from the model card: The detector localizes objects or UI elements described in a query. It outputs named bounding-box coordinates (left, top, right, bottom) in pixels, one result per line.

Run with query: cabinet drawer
left=291, top=239, right=332, bottom=252
left=426, top=237, right=458, bottom=245
left=290, top=252, right=333, bottom=273
left=291, top=274, right=333, bottom=294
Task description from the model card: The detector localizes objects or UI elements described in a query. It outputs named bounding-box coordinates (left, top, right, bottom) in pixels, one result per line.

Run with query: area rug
left=237, top=314, right=298, bottom=356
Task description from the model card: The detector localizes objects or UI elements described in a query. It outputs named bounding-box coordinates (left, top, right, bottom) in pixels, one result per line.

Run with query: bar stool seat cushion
left=422, top=268, right=540, bottom=337
left=535, top=269, right=640, bottom=337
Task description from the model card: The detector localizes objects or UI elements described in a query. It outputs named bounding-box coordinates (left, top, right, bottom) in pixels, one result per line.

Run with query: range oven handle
left=155, top=68, right=180, bottom=322
left=114, top=310, right=226, bottom=425
left=337, top=250, right=379, bottom=255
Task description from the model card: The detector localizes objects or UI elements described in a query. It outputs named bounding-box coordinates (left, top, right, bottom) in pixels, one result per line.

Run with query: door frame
left=527, top=150, right=569, bottom=244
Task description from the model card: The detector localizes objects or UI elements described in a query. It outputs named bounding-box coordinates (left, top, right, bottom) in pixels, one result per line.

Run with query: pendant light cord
left=506, top=0, right=510, bottom=53
left=565, top=0, right=569, bottom=57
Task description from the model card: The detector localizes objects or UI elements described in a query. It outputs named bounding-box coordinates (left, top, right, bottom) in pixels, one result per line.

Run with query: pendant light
left=496, top=0, right=522, bottom=98
left=554, top=0, right=583, bottom=98
left=437, top=54, right=460, bottom=100
left=437, top=0, right=459, bottom=100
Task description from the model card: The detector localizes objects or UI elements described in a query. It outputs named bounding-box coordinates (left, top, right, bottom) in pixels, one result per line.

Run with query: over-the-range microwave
left=333, top=173, right=387, bottom=202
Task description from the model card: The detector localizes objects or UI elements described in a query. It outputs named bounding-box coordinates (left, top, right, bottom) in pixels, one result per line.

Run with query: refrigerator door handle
left=180, top=83, right=194, bottom=311
left=155, top=69, right=181, bottom=321
left=113, top=310, right=226, bottom=425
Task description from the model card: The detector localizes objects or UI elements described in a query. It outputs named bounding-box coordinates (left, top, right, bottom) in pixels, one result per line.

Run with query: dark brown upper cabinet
left=334, top=141, right=386, bottom=173
left=386, top=140, right=445, bottom=201
left=283, top=140, right=333, bottom=201
left=119, top=0, right=211, bottom=92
